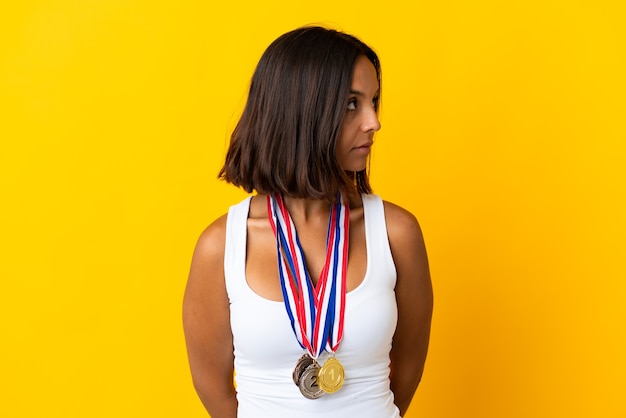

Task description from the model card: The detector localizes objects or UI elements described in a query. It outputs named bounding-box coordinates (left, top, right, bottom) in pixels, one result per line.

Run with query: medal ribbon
left=267, top=194, right=349, bottom=358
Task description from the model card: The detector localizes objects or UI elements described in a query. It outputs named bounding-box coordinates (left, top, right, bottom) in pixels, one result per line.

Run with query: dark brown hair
left=219, top=26, right=381, bottom=201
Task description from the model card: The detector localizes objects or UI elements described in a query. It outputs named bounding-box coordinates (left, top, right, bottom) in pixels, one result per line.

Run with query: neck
left=281, top=197, right=331, bottom=223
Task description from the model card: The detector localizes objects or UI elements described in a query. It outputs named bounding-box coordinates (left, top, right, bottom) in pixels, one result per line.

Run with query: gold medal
left=317, top=357, right=345, bottom=393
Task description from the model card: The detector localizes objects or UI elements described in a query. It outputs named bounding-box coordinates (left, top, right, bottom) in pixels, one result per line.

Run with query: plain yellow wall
left=1, top=1, right=625, bottom=417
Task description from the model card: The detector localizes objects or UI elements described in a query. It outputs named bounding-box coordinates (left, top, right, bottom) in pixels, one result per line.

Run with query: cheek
left=336, top=120, right=355, bottom=147
left=335, top=134, right=351, bottom=160
left=335, top=140, right=355, bottom=171
left=335, top=118, right=358, bottom=165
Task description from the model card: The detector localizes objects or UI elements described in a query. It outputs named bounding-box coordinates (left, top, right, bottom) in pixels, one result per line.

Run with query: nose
left=362, top=107, right=381, bottom=133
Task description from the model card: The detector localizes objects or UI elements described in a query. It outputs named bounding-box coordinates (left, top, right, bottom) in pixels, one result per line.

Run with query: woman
left=183, top=26, right=433, bottom=418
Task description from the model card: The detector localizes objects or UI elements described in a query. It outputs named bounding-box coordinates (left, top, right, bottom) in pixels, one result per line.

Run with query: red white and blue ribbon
left=267, top=194, right=349, bottom=359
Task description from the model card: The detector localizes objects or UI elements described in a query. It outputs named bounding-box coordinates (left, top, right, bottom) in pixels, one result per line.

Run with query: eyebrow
left=349, top=89, right=380, bottom=96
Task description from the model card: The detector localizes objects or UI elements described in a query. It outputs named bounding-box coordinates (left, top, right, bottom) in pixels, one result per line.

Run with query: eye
left=372, top=96, right=380, bottom=110
left=347, top=98, right=357, bottom=110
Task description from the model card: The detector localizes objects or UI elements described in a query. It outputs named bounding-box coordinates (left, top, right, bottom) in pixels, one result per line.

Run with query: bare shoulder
left=185, top=212, right=230, bottom=303
left=192, top=213, right=228, bottom=266
left=381, top=199, right=431, bottom=295
left=183, top=211, right=232, bottom=350
left=382, top=200, right=425, bottom=247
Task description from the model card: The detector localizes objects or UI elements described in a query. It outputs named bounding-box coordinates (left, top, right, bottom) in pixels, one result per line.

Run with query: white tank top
left=225, top=194, right=400, bottom=418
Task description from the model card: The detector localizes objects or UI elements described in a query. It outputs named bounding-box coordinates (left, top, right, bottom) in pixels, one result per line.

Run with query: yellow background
left=1, top=1, right=624, bottom=417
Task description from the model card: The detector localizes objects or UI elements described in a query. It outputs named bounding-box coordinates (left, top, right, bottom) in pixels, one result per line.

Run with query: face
left=335, top=55, right=381, bottom=172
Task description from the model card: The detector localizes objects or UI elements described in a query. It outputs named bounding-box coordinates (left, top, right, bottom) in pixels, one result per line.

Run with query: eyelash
left=347, top=97, right=380, bottom=111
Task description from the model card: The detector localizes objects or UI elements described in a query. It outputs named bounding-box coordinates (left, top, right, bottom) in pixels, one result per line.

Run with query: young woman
left=183, top=26, right=433, bottom=418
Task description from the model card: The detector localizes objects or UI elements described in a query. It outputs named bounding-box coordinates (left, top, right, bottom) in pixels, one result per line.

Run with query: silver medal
left=298, top=363, right=325, bottom=399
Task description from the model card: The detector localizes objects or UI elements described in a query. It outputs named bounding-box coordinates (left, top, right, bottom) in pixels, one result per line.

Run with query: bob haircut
left=219, top=26, right=381, bottom=202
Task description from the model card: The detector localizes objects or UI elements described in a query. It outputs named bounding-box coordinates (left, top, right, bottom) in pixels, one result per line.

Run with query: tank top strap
left=361, top=194, right=397, bottom=287
left=224, top=196, right=252, bottom=301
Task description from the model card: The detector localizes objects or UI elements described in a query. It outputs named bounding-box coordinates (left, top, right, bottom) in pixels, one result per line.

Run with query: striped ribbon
left=267, top=194, right=349, bottom=358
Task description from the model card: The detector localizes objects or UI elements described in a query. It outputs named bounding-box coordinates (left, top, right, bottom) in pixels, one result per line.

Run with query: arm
left=385, top=202, right=434, bottom=417
left=183, top=214, right=238, bottom=418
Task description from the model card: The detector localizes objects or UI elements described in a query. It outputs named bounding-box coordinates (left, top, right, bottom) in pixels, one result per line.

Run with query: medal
left=292, top=353, right=314, bottom=386
left=298, top=363, right=325, bottom=399
left=317, top=357, right=345, bottom=393
left=268, top=194, right=350, bottom=398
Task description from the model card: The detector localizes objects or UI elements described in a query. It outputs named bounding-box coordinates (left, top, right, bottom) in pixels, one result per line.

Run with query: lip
left=353, top=141, right=373, bottom=150
left=352, top=142, right=373, bottom=155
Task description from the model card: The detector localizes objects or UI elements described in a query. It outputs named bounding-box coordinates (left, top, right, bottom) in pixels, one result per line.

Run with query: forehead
left=351, top=55, right=379, bottom=92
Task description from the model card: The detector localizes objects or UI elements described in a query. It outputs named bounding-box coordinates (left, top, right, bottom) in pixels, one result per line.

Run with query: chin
left=341, top=166, right=366, bottom=173
left=339, top=160, right=368, bottom=173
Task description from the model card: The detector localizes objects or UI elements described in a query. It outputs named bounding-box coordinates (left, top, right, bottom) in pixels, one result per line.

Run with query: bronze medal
left=317, top=357, right=345, bottom=393
left=298, top=363, right=325, bottom=399
left=292, top=354, right=315, bottom=386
